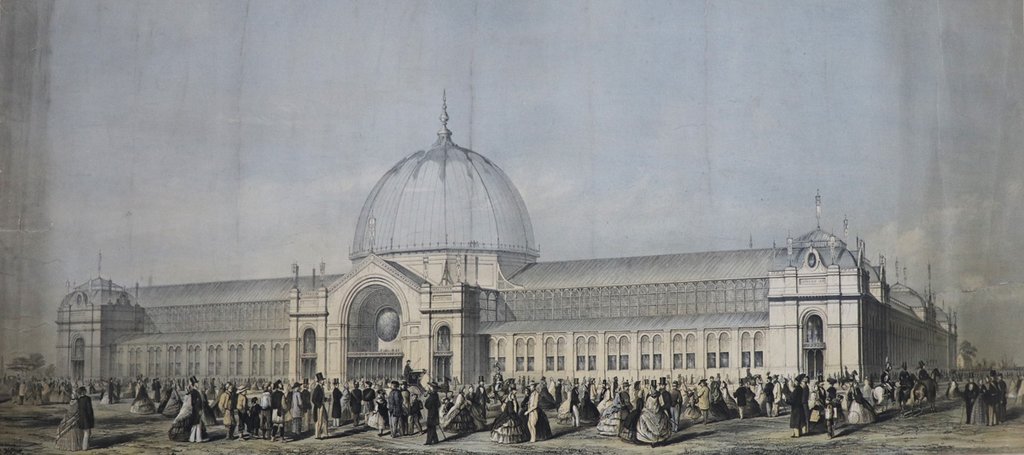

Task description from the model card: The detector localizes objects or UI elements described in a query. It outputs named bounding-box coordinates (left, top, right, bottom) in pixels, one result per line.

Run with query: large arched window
left=741, top=332, right=753, bottom=368
left=272, top=344, right=282, bottom=376
left=618, top=336, right=630, bottom=370
left=208, top=346, right=216, bottom=376
left=228, top=345, right=236, bottom=376
left=515, top=338, right=526, bottom=372
left=706, top=333, right=718, bottom=369
left=719, top=333, right=732, bottom=369
left=282, top=343, right=289, bottom=377
left=685, top=334, right=697, bottom=369
left=303, top=329, right=317, bottom=354
left=154, top=347, right=161, bottom=376
left=606, top=337, right=618, bottom=370
left=652, top=335, right=663, bottom=370
left=251, top=345, right=259, bottom=376
left=806, top=314, right=823, bottom=343
left=640, top=335, right=652, bottom=370
left=526, top=338, right=536, bottom=372
left=672, top=334, right=684, bottom=369
left=576, top=337, right=587, bottom=371
left=496, top=339, right=507, bottom=370
left=215, top=345, right=222, bottom=376
left=556, top=337, right=566, bottom=371
left=544, top=337, right=556, bottom=371
left=752, top=332, right=765, bottom=368
left=436, top=326, right=451, bottom=352
left=587, top=337, right=597, bottom=370
left=489, top=338, right=497, bottom=369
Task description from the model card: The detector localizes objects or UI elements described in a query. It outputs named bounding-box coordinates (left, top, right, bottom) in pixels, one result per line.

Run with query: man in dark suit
left=569, top=379, right=580, bottom=427
left=362, top=381, right=376, bottom=426
left=349, top=382, right=363, bottom=426
left=77, top=386, right=95, bottom=450
left=312, top=373, right=328, bottom=439
left=387, top=381, right=406, bottom=437
left=424, top=383, right=441, bottom=445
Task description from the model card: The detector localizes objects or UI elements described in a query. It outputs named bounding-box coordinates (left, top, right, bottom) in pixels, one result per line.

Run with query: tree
left=6, top=353, right=46, bottom=372
left=959, top=340, right=978, bottom=368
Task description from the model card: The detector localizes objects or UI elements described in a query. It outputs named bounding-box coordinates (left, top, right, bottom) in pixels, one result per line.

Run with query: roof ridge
left=533, top=247, right=779, bottom=265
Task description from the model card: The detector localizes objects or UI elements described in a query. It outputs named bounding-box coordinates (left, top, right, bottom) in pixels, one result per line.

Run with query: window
left=587, top=337, right=597, bottom=370
left=741, top=332, right=753, bottom=368
left=154, top=348, right=161, bottom=376
left=640, top=335, right=651, bottom=370
left=672, top=334, right=684, bottom=369
left=436, top=326, right=451, bottom=352
left=208, top=346, right=216, bottom=376
left=215, top=346, right=222, bottom=376
left=496, top=339, right=506, bottom=370
left=228, top=346, right=236, bottom=376
left=719, top=333, right=731, bottom=369
left=556, top=337, right=566, bottom=371
left=685, top=334, right=697, bottom=369
left=174, top=347, right=182, bottom=376
left=806, top=315, right=823, bottom=343
left=282, top=343, right=289, bottom=376
left=527, top=338, right=536, bottom=371
left=576, top=337, right=587, bottom=371
left=618, top=336, right=630, bottom=370
left=606, top=337, right=618, bottom=370
left=652, top=335, right=663, bottom=370
left=545, top=337, right=555, bottom=371
left=488, top=339, right=497, bottom=369
left=515, top=338, right=525, bottom=372
left=251, top=345, right=259, bottom=376
left=303, top=329, right=317, bottom=354
left=706, top=333, right=718, bottom=369
left=753, top=331, right=765, bottom=368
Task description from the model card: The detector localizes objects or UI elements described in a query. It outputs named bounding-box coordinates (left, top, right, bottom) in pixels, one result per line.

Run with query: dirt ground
left=1, top=398, right=1022, bottom=454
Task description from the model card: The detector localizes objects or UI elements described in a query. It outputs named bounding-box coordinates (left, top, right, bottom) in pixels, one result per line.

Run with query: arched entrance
left=346, top=285, right=404, bottom=378
left=71, top=338, right=85, bottom=380
left=803, top=314, right=825, bottom=377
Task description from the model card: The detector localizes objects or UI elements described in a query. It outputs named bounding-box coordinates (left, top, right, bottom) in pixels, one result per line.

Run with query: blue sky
left=5, top=0, right=1023, bottom=360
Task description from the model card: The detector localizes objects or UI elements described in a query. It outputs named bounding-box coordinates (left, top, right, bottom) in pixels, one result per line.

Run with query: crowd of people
left=3, top=360, right=1023, bottom=451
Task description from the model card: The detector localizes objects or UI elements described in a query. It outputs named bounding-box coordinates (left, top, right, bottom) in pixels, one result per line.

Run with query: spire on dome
left=437, top=90, right=452, bottom=142
left=815, top=189, right=822, bottom=228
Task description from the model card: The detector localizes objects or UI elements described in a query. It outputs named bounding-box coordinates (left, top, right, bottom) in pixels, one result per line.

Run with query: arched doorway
left=71, top=338, right=85, bottom=380
left=804, top=314, right=825, bottom=377
left=346, top=285, right=403, bottom=379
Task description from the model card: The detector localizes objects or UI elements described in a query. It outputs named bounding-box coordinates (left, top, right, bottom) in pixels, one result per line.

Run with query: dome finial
left=438, top=90, right=452, bottom=141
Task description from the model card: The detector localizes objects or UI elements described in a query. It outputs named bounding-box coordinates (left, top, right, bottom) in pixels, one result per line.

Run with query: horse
left=910, top=372, right=939, bottom=413
left=872, top=383, right=893, bottom=412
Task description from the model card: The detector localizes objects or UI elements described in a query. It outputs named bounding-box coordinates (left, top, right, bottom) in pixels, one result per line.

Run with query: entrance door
left=805, top=349, right=824, bottom=377
left=434, top=355, right=452, bottom=380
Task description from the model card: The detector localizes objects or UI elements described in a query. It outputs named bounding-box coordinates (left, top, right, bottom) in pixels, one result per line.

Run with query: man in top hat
left=404, top=360, right=415, bottom=383
left=824, top=377, right=839, bottom=438
left=187, top=376, right=209, bottom=443
left=235, top=385, right=249, bottom=439
left=77, top=386, right=95, bottom=450
left=387, top=380, right=406, bottom=437
left=568, top=378, right=581, bottom=427
left=424, top=382, right=441, bottom=445
left=270, top=381, right=286, bottom=441
left=349, top=380, right=363, bottom=427
left=362, top=381, right=376, bottom=424
left=312, top=373, right=328, bottom=439
left=670, top=380, right=683, bottom=431
left=475, top=376, right=489, bottom=422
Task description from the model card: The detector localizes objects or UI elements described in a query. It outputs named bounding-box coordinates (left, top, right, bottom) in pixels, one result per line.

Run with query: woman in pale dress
left=440, top=387, right=477, bottom=434
left=635, top=389, right=673, bottom=447
left=596, top=383, right=614, bottom=415
left=55, top=391, right=83, bottom=451
left=596, top=389, right=628, bottom=436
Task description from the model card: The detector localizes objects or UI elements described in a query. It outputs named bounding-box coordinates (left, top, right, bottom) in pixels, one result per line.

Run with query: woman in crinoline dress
left=441, top=387, right=477, bottom=434
left=366, top=391, right=389, bottom=434
left=578, top=386, right=601, bottom=425
left=55, top=392, right=83, bottom=451
left=130, top=382, right=156, bottom=415
left=490, top=388, right=529, bottom=444
left=636, top=389, right=673, bottom=447
left=596, top=383, right=614, bottom=415
left=168, top=390, right=196, bottom=442
left=596, top=388, right=628, bottom=436
left=160, top=388, right=182, bottom=418
left=845, top=383, right=876, bottom=424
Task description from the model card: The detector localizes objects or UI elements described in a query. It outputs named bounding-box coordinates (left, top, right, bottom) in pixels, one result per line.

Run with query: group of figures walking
left=3, top=359, right=1022, bottom=451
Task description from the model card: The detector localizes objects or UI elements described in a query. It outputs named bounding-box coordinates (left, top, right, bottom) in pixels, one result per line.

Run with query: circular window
left=375, top=308, right=400, bottom=342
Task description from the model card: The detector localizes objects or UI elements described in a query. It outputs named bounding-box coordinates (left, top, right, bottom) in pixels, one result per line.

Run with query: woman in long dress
left=845, top=383, right=876, bottom=424
left=440, top=388, right=477, bottom=434
left=788, top=376, right=806, bottom=438
left=525, top=384, right=552, bottom=442
left=160, top=389, right=183, bottom=418
left=578, top=387, right=601, bottom=425
left=636, top=390, right=673, bottom=447
left=596, top=385, right=613, bottom=415
left=366, top=392, right=389, bottom=434
left=556, top=388, right=574, bottom=424
left=490, top=389, right=529, bottom=444
left=55, top=394, right=84, bottom=451
left=961, top=381, right=981, bottom=425
left=130, top=383, right=156, bottom=415
left=596, top=389, right=628, bottom=436
left=168, top=391, right=196, bottom=442
left=618, top=385, right=645, bottom=443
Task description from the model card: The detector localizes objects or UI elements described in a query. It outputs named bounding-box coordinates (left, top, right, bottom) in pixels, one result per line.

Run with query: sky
left=1, top=0, right=1022, bottom=364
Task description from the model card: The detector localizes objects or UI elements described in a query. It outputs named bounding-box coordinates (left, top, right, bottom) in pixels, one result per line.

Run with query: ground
left=1, top=398, right=1022, bottom=454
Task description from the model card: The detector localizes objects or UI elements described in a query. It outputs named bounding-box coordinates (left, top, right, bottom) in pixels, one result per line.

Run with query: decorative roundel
left=375, top=308, right=400, bottom=342
left=807, top=252, right=818, bottom=268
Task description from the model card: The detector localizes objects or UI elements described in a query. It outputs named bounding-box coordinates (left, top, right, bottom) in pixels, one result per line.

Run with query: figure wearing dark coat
left=78, top=395, right=95, bottom=430
left=312, top=384, right=326, bottom=422
left=788, top=384, right=805, bottom=430
left=331, top=387, right=343, bottom=420
left=425, top=390, right=441, bottom=445
left=350, top=387, right=363, bottom=416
